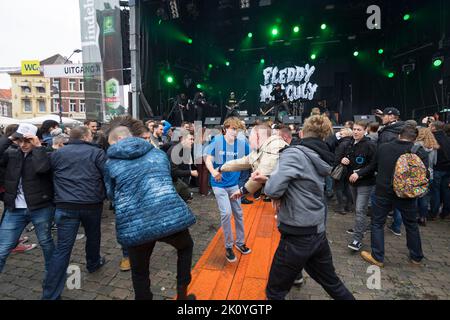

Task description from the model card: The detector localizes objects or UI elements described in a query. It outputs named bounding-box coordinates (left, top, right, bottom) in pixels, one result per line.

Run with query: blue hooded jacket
left=104, top=137, right=196, bottom=247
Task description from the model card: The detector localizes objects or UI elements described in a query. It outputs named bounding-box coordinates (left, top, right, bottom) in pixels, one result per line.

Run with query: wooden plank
left=188, top=198, right=280, bottom=300
left=227, top=202, right=266, bottom=299
left=188, top=269, right=222, bottom=300
left=244, top=237, right=274, bottom=280
left=238, top=277, right=268, bottom=300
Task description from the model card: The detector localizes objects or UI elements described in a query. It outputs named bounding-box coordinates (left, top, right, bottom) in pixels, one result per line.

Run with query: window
left=38, top=100, right=46, bottom=113
left=53, top=79, right=60, bottom=88
left=80, top=100, right=86, bottom=113
left=69, top=79, right=76, bottom=91
left=21, top=86, right=31, bottom=94
left=79, top=80, right=84, bottom=92
left=52, top=100, right=59, bottom=113
left=69, top=100, right=76, bottom=112
left=23, top=99, right=31, bottom=112
left=37, top=87, right=46, bottom=94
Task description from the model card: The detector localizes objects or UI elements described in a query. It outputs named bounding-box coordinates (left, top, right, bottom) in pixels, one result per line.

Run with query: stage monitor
left=258, top=116, right=275, bottom=123
left=282, top=115, right=303, bottom=125
left=240, top=116, right=257, bottom=125
left=205, top=117, right=222, bottom=126
left=354, top=115, right=376, bottom=123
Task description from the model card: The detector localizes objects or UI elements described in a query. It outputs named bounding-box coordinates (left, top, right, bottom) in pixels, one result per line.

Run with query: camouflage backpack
left=392, top=145, right=429, bottom=199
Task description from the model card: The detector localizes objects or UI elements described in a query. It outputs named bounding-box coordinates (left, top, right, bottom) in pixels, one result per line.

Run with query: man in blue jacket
left=42, top=126, right=107, bottom=300
left=104, top=126, right=196, bottom=300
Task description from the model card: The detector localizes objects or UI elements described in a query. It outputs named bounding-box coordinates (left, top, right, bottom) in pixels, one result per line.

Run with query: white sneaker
left=76, top=234, right=85, bottom=241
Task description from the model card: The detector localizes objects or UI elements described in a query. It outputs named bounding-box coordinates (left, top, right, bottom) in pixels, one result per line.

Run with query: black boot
left=335, top=205, right=346, bottom=215
left=177, top=285, right=196, bottom=300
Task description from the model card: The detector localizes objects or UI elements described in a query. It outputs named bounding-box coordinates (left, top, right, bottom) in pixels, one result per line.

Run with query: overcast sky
left=0, top=0, right=82, bottom=89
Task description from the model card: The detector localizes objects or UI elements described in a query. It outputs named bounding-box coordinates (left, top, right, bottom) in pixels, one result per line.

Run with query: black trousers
left=266, top=232, right=355, bottom=300
left=128, top=229, right=194, bottom=300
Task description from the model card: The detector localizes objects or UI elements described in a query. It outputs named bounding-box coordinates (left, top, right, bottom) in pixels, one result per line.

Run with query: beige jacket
left=220, top=135, right=289, bottom=193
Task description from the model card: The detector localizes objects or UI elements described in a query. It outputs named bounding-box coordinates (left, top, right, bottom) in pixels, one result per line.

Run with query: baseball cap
left=11, top=123, right=38, bottom=139
left=383, top=107, right=400, bottom=116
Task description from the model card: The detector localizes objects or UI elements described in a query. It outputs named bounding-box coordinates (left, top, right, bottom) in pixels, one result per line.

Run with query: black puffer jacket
left=0, top=137, right=53, bottom=210
left=377, top=121, right=405, bottom=146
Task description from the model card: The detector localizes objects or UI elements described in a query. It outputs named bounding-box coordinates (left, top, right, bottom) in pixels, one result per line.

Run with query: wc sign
left=21, top=60, right=41, bottom=75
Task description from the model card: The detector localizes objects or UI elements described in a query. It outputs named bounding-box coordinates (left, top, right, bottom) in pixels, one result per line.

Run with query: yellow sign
left=21, top=60, right=41, bottom=75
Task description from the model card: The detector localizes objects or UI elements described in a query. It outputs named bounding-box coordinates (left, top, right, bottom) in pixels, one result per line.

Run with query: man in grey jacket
left=254, top=115, right=354, bottom=300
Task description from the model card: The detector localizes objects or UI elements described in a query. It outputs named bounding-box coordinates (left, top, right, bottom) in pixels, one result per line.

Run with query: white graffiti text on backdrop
left=260, top=64, right=319, bottom=102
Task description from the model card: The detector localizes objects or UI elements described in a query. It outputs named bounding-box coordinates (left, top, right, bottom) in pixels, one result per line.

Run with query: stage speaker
left=240, top=116, right=257, bottom=125
left=258, top=116, right=275, bottom=123
left=205, top=117, right=222, bottom=126
left=354, top=115, right=376, bottom=123
left=282, top=115, right=302, bottom=124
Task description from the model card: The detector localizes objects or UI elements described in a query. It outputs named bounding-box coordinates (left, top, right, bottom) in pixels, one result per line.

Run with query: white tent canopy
left=19, top=115, right=82, bottom=126
left=0, top=116, right=20, bottom=126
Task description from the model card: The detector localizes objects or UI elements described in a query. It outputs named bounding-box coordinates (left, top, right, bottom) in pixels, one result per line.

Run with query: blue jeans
left=430, top=171, right=450, bottom=217
left=212, top=186, right=245, bottom=249
left=238, top=170, right=251, bottom=188
left=42, top=207, right=102, bottom=300
left=0, top=207, right=55, bottom=274
left=325, top=176, right=334, bottom=195
left=371, top=196, right=424, bottom=263
left=417, top=193, right=431, bottom=219
left=122, top=247, right=129, bottom=258
left=390, top=209, right=403, bottom=234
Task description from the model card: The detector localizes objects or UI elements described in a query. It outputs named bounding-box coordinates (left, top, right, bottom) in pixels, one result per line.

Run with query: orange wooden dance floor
left=188, top=198, right=280, bottom=300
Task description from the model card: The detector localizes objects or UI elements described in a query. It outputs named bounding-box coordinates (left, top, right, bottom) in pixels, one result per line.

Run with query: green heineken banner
left=79, top=0, right=127, bottom=121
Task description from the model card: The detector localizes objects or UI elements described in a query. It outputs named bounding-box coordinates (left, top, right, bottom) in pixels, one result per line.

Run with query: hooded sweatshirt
left=264, top=138, right=333, bottom=235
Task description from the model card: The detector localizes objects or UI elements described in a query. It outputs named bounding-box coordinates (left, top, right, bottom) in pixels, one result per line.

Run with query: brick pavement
left=0, top=194, right=449, bottom=300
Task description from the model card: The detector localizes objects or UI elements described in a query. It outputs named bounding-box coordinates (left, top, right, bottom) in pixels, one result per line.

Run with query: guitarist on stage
left=225, top=92, right=240, bottom=119
left=193, top=91, right=207, bottom=122
left=270, top=83, right=289, bottom=123
left=173, top=93, right=191, bottom=125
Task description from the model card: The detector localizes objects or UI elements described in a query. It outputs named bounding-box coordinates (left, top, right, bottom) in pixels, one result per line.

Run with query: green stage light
left=247, top=32, right=253, bottom=38
left=293, top=26, right=300, bottom=33
left=378, top=48, right=384, bottom=55
left=225, top=61, right=230, bottom=67
left=208, top=64, right=213, bottom=69
left=388, top=72, right=395, bottom=78
left=196, top=84, right=203, bottom=89
left=433, top=58, right=443, bottom=68
left=353, top=51, right=359, bottom=57
left=321, top=23, right=327, bottom=30
left=311, top=54, right=317, bottom=60
left=403, top=13, right=411, bottom=21
left=260, top=58, right=265, bottom=64
left=271, top=27, right=279, bottom=36
left=188, top=38, right=193, bottom=44
left=166, top=76, right=174, bottom=84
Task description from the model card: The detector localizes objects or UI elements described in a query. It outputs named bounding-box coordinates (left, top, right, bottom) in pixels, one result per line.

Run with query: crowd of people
left=0, top=107, right=449, bottom=300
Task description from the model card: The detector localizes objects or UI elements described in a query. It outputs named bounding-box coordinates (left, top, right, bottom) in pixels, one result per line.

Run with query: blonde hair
left=303, top=115, right=333, bottom=140
left=223, top=117, right=245, bottom=130
left=417, top=127, right=440, bottom=150
left=311, top=107, right=321, bottom=116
